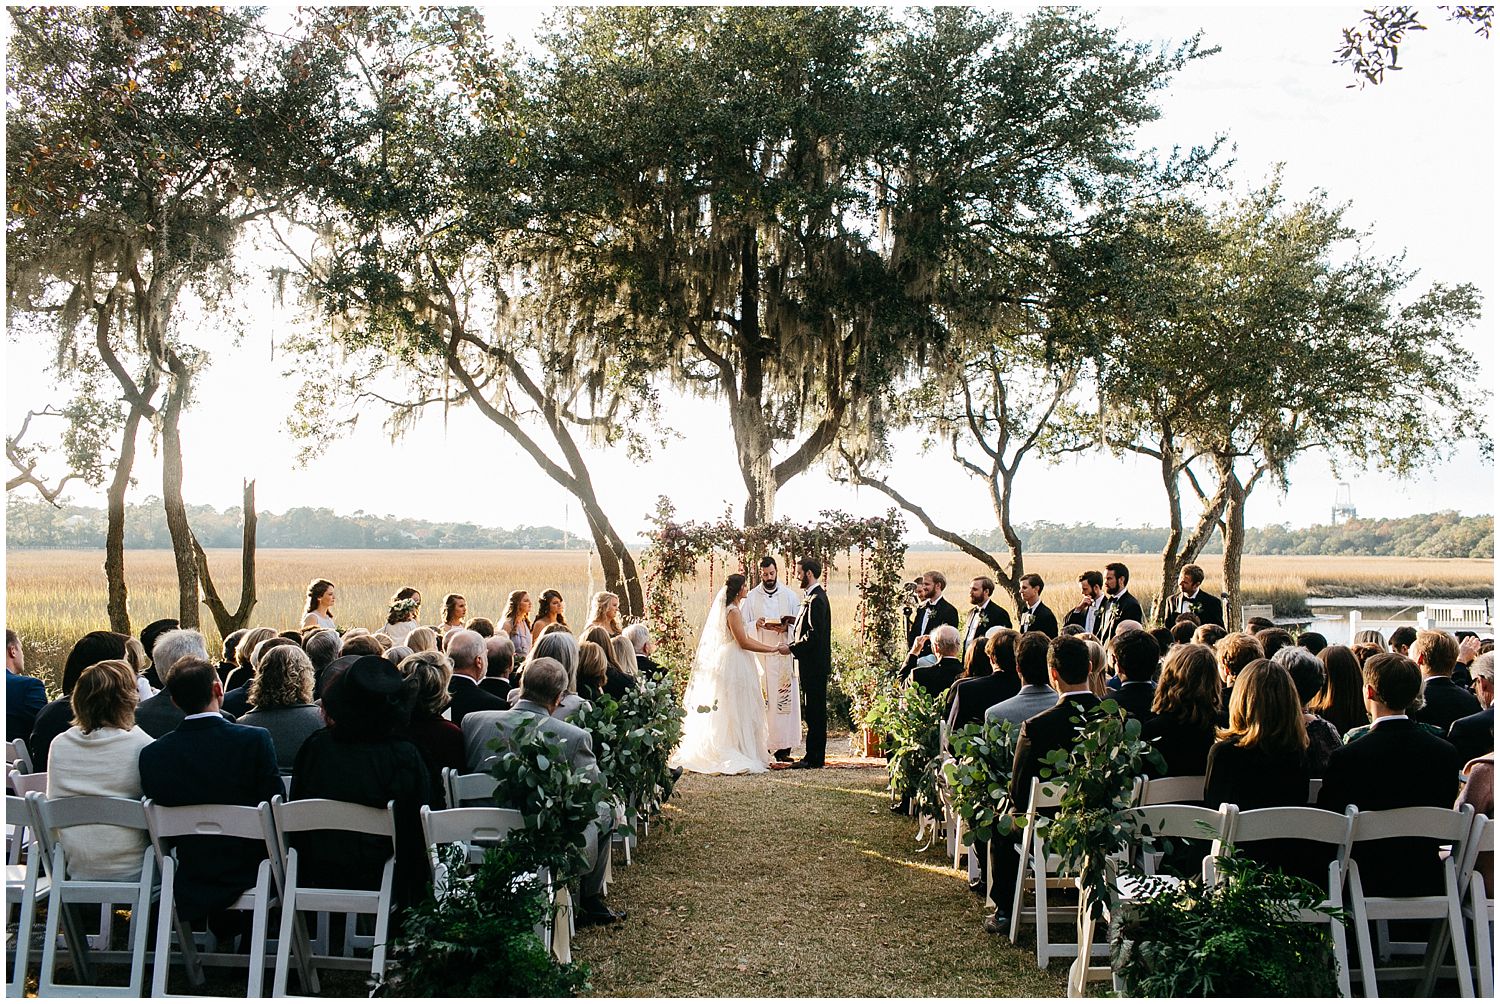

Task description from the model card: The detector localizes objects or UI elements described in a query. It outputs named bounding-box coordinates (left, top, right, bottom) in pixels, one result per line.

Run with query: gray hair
left=446, top=629, right=485, bottom=672
left=304, top=629, right=342, bottom=671
left=384, top=645, right=413, bottom=664
left=152, top=629, right=209, bottom=682
left=485, top=633, right=515, bottom=676
left=623, top=622, right=650, bottom=655
left=529, top=631, right=579, bottom=693
left=931, top=623, right=961, bottom=656
left=1472, top=651, right=1495, bottom=681
left=520, top=656, right=568, bottom=705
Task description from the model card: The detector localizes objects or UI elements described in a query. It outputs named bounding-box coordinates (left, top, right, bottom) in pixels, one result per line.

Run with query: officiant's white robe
left=741, top=582, right=802, bottom=751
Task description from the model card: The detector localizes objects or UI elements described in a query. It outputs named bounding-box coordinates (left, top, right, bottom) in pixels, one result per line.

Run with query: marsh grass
left=6, top=548, right=1491, bottom=693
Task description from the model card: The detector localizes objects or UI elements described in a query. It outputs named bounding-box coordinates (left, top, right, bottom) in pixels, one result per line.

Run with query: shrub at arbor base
left=1110, top=853, right=1346, bottom=997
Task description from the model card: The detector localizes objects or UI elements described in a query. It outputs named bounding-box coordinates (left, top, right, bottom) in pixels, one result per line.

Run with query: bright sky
left=5, top=5, right=1495, bottom=543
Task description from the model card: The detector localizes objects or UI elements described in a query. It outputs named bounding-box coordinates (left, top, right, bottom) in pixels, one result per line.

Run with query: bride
left=671, top=573, right=791, bottom=775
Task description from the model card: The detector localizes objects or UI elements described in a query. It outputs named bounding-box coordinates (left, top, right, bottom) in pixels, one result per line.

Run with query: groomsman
left=1063, top=570, right=1106, bottom=634
left=958, top=576, right=1011, bottom=677
left=1168, top=564, right=1224, bottom=627
left=903, top=570, right=960, bottom=673
left=1016, top=574, right=1058, bottom=638
left=1097, top=562, right=1145, bottom=641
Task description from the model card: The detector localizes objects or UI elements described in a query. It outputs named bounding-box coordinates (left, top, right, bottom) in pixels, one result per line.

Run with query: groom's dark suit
left=790, top=582, right=832, bottom=767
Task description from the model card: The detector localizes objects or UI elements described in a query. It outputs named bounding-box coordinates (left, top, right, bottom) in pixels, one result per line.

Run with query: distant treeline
left=947, top=511, right=1494, bottom=559
left=6, top=499, right=1492, bottom=558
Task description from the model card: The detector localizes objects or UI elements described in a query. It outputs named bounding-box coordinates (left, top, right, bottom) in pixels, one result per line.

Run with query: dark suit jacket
left=959, top=601, right=1011, bottom=678
left=636, top=654, right=666, bottom=681
left=1412, top=676, right=1482, bottom=734
left=913, top=657, right=964, bottom=699
left=135, top=690, right=235, bottom=740
left=1141, top=710, right=1216, bottom=778
left=478, top=677, right=515, bottom=701
left=1009, top=691, right=1102, bottom=811
left=1019, top=602, right=1059, bottom=639
left=1204, top=740, right=1309, bottom=811
left=604, top=665, right=639, bottom=702
left=404, top=713, right=466, bottom=809
left=1448, top=706, right=1494, bottom=767
left=1099, top=591, right=1145, bottom=641
left=946, top=671, right=1022, bottom=737
left=1316, top=718, right=1463, bottom=897
left=221, top=685, right=253, bottom=719
left=28, top=697, right=74, bottom=773
left=1170, top=590, right=1225, bottom=628
left=446, top=674, right=510, bottom=728
left=1112, top=680, right=1157, bottom=722
left=789, top=584, right=832, bottom=678
left=138, top=716, right=283, bottom=920
left=905, top=596, right=960, bottom=669
left=7, top=672, right=47, bottom=743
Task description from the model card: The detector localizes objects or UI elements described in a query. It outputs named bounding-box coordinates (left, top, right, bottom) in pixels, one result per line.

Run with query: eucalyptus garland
left=943, top=718, right=1021, bottom=845
left=572, top=676, right=687, bottom=816
left=866, top=681, right=945, bottom=815
left=483, top=717, right=610, bottom=880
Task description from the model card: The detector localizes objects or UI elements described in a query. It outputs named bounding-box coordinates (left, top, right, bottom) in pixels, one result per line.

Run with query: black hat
left=325, top=656, right=412, bottom=739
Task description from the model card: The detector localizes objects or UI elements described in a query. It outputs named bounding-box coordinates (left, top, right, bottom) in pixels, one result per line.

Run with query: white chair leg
left=1446, top=875, right=1475, bottom=998
left=1349, top=867, right=1379, bottom=999
left=272, top=855, right=299, bottom=998
left=10, top=856, right=42, bottom=997
left=1008, top=831, right=1029, bottom=944
left=151, top=861, right=175, bottom=998
left=127, top=857, right=156, bottom=996
left=1033, top=842, right=1050, bottom=970
left=245, top=866, right=272, bottom=998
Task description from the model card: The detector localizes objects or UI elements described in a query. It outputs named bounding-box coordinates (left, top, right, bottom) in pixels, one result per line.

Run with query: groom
left=788, top=557, right=830, bottom=770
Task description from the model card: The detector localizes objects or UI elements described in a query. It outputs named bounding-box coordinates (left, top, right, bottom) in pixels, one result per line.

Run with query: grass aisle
left=575, top=766, right=1066, bottom=997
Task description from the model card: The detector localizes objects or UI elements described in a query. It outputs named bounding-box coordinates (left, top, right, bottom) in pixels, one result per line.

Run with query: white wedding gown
left=671, top=591, right=771, bottom=775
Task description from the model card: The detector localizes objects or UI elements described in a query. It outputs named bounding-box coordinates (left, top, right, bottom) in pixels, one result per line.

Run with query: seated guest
left=1457, top=753, right=1494, bottom=889
left=1086, top=638, right=1113, bottom=696
left=459, top=657, right=623, bottom=926
left=46, top=659, right=155, bottom=878
left=1204, top=660, right=1310, bottom=811
left=223, top=636, right=298, bottom=718
left=139, top=618, right=180, bottom=690
left=517, top=631, right=589, bottom=720
left=217, top=628, right=248, bottom=684
left=623, top=622, right=666, bottom=681
left=480, top=634, right=516, bottom=699
left=985, top=633, right=1056, bottom=727
left=1214, top=632, right=1265, bottom=725
left=576, top=641, right=609, bottom=702
left=1254, top=627, right=1295, bottom=662
left=1352, top=628, right=1387, bottom=651
left=946, top=628, right=1020, bottom=737
left=1317, top=652, right=1463, bottom=897
left=465, top=617, right=496, bottom=639
left=398, top=651, right=465, bottom=806
left=1311, top=644, right=1370, bottom=740
left=1149, top=627, right=1175, bottom=661
left=1298, top=631, right=1328, bottom=656
left=339, top=633, right=384, bottom=659
left=1108, top=629, right=1159, bottom=721
left=6, top=629, right=47, bottom=743
left=291, top=656, right=431, bottom=907
left=912, top=624, right=963, bottom=697
left=1447, top=652, right=1494, bottom=767
left=123, top=637, right=154, bottom=700
left=1142, top=643, right=1221, bottom=777
left=1411, top=629, right=1481, bottom=733
left=31, top=631, right=130, bottom=770
left=223, top=627, right=277, bottom=694
left=404, top=626, right=438, bottom=655
left=240, top=645, right=324, bottom=774
left=1387, top=625, right=1418, bottom=657
left=138, top=657, right=282, bottom=921
left=1192, top=623, right=1227, bottom=649
left=607, top=636, right=641, bottom=701
left=1272, top=646, right=1341, bottom=775
left=444, top=629, right=508, bottom=727
left=384, top=645, right=413, bottom=665
left=136, top=630, right=222, bottom=739
left=587, top=591, right=623, bottom=637
left=1245, top=616, right=1275, bottom=634
left=1170, top=620, right=1197, bottom=648
left=985, top=636, right=1099, bottom=933
left=501, top=590, right=533, bottom=661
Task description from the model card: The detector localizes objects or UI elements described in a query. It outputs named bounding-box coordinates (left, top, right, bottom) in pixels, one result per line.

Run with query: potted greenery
left=831, top=641, right=888, bottom=756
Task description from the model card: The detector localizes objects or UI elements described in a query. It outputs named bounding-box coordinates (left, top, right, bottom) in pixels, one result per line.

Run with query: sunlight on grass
left=855, top=846, right=968, bottom=878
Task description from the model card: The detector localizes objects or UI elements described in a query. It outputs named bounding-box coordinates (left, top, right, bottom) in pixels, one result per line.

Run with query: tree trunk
left=1221, top=470, right=1249, bottom=631
left=1150, top=443, right=1187, bottom=627
left=735, top=227, right=777, bottom=527
left=159, top=357, right=200, bottom=628
left=103, top=398, right=150, bottom=635
left=195, top=479, right=258, bottom=636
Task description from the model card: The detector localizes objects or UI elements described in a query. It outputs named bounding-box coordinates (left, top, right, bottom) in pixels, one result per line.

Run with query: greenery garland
left=573, top=676, right=687, bottom=816
left=866, top=682, right=945, bottom=814
left=640, top=496, right=908, bottom=681
left=943, top=718, right=1021, bottom=845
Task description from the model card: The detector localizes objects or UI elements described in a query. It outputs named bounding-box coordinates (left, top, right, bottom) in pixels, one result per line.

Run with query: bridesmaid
left=532, top=588, right=568, bottom=636
left=501, top=590, right=534, bottom=662
left=302, top=579, right=337, bottom=631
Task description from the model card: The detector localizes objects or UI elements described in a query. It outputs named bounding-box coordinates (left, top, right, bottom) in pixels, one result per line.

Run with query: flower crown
left=390, top=597, right=421, bottom=615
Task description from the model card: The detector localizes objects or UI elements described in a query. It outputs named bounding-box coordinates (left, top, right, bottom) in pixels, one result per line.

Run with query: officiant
left=742, top=556, right=802, bottom=763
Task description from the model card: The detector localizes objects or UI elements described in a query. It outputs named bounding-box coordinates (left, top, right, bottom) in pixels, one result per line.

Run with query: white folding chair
left=1134, top=774, right=1205, bottom=807
left=7, top=772, right=46, bottom=866
left=1008, top=777, right=1100, bottom=969
left=1068, top=802, right=1229, bottom=997
left=27, top=792, right=158, bottom=997
left=145, top=799, right=316, bottom=998
left=271, top=797, right=397, bottom=997
left=1211, top=803, right=1355, bottom=998
left=6, top=793, right=50, bottom=997
left=442, top=768, right=497, bottom=809
left=418, top=805, right=525, bottom=884
left=6, top=739, right=34, bottom=779
left=1459, top=814, right=1493, bottom=998
left=1345, top=803, right=1474, bottom=998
